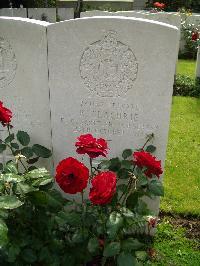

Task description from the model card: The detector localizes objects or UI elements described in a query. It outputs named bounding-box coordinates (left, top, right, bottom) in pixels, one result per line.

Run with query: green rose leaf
left=88, top=237, right=99, bottom=254
left=0, top=144, right=6, bottom=153
left=148, top=180, right=164, bottom=196
left=21, top=147, right=33, bottom=158
left=7, top=244, right=21, bottom=263
left=135, top=200, right=149, bottom=215
left=11, top=142, right=19, bottom=149
left=107, top=212, right=124, bottom=238
left=122, top=149, right=132, bottom=159
left=27, top=157, right=39, bottom=164
left=138, top=175, right=148, bottom=187
left=32, top=144, right=52, bottom=158
left=103, top=242, right=120, bottom=257
left=5, top=133, right=14, bottom=143
left=145, top=145, right=156, bottom=153
left=0, top=219, right=8, bottom=248
left=31, top=176, right=53, bottom=187
left=98, top=160, right=111, bottom=170
left=55, top=211, right=82, bottom=226
left=126, top=192, right=140, bottom=209
left=117, top=168, right=129, bottom=179
left=0, top=210, right=8, bottom=219
left=109, top=158, right=121, bottom=171
left=121, top=160, right=133, bottom=170
left=117, top=252, right=137, bottom=266
left=26, top=168, right=49, bottom=179
left=4, top=162, right=18, bottom=174
left=135, top=251, right=148, bottom=262
left=0, top=195, right=23, bottom=209
left=17, top=130, right=30, bottom=146
left=29, top=191, right=62, bottom=209
left=121, top=238, right=144, bottom=251
left=2, top=173, right=24, bottom=183
left=117, top=184, right=127, bottom=193
left=16, top=183, right=38, bottom=195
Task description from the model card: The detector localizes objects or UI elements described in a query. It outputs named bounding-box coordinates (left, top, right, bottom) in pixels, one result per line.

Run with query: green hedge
left=173, top=75, right=200, bottom=97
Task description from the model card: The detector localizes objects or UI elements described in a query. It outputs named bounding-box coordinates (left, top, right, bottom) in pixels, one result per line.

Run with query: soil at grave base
left=159, top=212, right=200, bottom=241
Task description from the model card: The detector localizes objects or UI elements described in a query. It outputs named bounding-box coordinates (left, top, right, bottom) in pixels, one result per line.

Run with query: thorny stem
left=89, top=157, right=93, bottom=180
left=81, top=191, right=85, bottom=233
left=141, top=133, right=154, bottom=150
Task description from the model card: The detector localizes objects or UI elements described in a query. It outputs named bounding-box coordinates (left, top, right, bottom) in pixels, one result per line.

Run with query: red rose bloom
left=75, top=134, right=108, bottom=158
left=55, top=157, right=89, bottom=194
left=0, top=101, right=12, bottom=126
left=133, top=150, right=163, bottom=178
left=154, top=2, right=166, bottom=9
left=89, top=171, right=116, bottom=205
left=192, top=31, right=199, bottom=41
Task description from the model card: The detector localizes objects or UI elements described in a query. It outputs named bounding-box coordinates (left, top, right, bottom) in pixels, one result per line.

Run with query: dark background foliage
left=0, top=0, right=56, bottom=8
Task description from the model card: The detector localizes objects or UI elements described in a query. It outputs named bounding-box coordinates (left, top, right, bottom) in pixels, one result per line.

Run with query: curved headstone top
left=0, top=17, right=52, bottom=171
left=80, top=10, right=181, bottom=29
left=0, top=16, right=50, bottom=26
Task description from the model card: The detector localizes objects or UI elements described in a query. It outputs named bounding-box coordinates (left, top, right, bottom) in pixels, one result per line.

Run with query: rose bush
left=0, top=102, right=164, bottom=265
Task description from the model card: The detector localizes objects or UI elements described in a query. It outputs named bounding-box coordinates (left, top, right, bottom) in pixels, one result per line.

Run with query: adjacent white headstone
left=0, top=17, right=52, bottom=170
left=196, top=46, right=200, bottom=78
left=0, top=8, right=27, bottom=18
left=28, top=8, right=56, bottom=23
left=57, top=8, right=74, bottom=21
left=80, top=11, right=181, bottom=28
left=47, top=17, right=179, bottom=213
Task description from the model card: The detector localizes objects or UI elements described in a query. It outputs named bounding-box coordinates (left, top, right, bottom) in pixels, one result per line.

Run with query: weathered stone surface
left=47, top=17, right=179, bottom=213
left=0, top=8, right=27, bottom=18
left=57, top=8, right=74, bottom=21
left=28, top=8, right=56, bottom=23
left=0, top=17, right=52, bottom=170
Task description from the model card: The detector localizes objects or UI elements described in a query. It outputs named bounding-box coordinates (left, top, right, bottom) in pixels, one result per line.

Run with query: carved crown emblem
left=80, top=31, right=138, bottom=97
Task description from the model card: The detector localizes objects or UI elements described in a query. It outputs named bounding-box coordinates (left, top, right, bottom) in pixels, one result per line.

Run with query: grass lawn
left=176, top=59, right=196, bottom=79
left=150, top=219, right=200, bottom=266
left=161, top=96, right=200, bottom=216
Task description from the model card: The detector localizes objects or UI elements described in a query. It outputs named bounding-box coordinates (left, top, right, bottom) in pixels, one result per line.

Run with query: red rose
left=133, top=151, right=163, bottom=178
left=75, top=134, right=108, bottom=158
left=0, top=101, right=12, bottom=126
left=153, top=2, right=166, bottom=9
left=55, top=157, right=89, bottom=194
left=192, top=31, right=199, bottom=41
left=89, top=171, right=116, bottom=205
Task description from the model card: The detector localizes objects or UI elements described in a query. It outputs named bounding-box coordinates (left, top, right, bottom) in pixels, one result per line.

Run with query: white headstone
left=47, top=17, right=179, bottom=213
left=28, top=8, right=56, bottom=23
left=57, top=8, right=74, bottom=21
left=0, top=8, right=27, bottom=18
left=0, top=17, right=52, bottom=170
left=196, top=46, right=200, bottom=78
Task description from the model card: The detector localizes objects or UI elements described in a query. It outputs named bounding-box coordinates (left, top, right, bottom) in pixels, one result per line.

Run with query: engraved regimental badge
left=0, top=37, right=17, bottom=88
left=80, top=31, right=138, bottom=97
